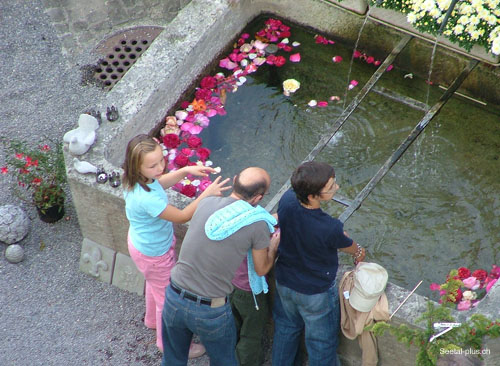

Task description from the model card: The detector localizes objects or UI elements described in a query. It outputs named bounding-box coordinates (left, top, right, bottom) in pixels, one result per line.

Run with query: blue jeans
left=272, top=281, right=340, bottom=366
left=161, top=284, right=237, bottom=366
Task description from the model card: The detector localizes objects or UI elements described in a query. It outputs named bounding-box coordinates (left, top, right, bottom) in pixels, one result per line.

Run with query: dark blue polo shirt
left=275, top=189, right=353, bottom=295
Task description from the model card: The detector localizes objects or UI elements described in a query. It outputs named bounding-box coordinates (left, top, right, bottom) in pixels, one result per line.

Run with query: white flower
left=453, top=24, right=464, bottom=35
left=407, top=13, right=417, bottom=23
left=462, top=290, right=477, bottom=301
left=282, top=79, right=301, bottom=95
left=191, top=179, right=201, bottom=187
left=492, top=39, right=500, bottom=55
left=308, top=100, right=317, bottom=107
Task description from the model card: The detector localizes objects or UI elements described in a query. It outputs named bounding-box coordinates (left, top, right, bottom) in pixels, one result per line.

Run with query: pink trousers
left=128, top=235, right=177, bottom=351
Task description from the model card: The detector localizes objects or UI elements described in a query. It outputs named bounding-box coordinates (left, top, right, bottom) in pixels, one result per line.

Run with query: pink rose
left=462, top=276, right=480, bottom=290
left=429, top=283, right=441, bottom=291
left=457, top=300, right=472, bottom=311
left=180, top=148, right=194, bottom=157
left=486, top=278, right=498, bottom=292
left=198, top=179, right=212, bottom=192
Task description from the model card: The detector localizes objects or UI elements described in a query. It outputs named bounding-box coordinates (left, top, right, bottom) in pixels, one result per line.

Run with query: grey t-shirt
left=171, top=196, right=271, bottom=298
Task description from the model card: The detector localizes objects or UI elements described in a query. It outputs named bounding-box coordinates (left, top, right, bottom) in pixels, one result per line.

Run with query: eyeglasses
left=320, top=181, right=338, bottom=195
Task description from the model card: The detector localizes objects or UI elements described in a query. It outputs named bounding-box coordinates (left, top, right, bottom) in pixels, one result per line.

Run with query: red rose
left=452, top=287, right=463, bottom=303
left=174, top=154, right=189, bottom=167
left=200, top=76, right=217, bottom=89
left=180, top=184, right=197, bottom=198
left=196, top=147, right=211, bottom=161
left=195, top=88, right=212, bottom=101
left=458, top=267, right=471, bottom=280
left=180, top=148, right=193, bottom=157
left=274, top=56, right=286, bottom=67
left=472, top=269, right=488, bottom=282
left=163, top=134, right=180, bottom=149
left=180, top=101, right=190, bottom=109
left=186, top=136, right=202, bottom=149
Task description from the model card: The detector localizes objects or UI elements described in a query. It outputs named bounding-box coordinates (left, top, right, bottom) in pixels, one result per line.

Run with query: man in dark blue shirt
left=272, top=161, right=366, bottom=366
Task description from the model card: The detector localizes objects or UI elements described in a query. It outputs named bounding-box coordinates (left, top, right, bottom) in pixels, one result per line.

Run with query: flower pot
left=36, top=204, right=65, bottom=223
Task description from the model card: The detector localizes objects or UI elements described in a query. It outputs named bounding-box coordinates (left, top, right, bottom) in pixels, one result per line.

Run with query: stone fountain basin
left=64, top=1, right=500, bottom=365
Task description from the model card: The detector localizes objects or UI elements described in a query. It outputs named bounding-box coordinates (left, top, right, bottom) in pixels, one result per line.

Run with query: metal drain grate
left=94, top=26, right=164, bottom=91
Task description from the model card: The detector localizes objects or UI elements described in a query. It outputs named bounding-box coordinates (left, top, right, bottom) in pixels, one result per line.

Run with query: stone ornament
left=5, top=244, right=24, bottom=263
left=0, top=205, right=30, bottom=244
left=82, top=246, right=109, bottom=278
left=106, top=106, right=119, bottom=122
left=63, top=113, right=99, bottom=155
left=73, top=158, right=98, bottom=174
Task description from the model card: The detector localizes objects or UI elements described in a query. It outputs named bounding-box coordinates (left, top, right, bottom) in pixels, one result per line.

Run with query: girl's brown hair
left=122, top=134, right=160, bottom=192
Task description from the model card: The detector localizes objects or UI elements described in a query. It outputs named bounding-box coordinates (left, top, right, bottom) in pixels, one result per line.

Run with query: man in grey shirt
left=161, top=167, right=280, bottom=366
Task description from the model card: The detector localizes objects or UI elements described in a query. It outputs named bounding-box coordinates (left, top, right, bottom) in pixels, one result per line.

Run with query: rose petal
left=292, top=41, right=301, bottom=47
left=308, top=100, right=317, bottom=107
left=332, top=56, right=343, bottom=63
left=289, top=53, right=301, bottom=62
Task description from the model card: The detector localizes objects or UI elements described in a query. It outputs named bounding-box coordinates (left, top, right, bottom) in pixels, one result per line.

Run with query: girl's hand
left=199, top=176, right=231, bottom=198
left=186, top=165, right=218, bottom=177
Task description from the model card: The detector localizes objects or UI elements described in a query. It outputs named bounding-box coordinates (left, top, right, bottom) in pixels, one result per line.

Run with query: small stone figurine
left=106, top=106, right=119, bottom=122
left=85, top=109, right=102, bottom=125
left=96, top=167, right=108, bottom=184
left=109, top=172, right=121, bottom=188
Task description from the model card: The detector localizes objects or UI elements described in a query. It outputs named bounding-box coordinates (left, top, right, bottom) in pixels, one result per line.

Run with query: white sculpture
left=63, top=114, right=99, bottom=155
left=73, top=158, right=98, bottom=174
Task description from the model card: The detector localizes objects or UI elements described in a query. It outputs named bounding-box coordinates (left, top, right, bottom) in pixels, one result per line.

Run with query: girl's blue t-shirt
left=275, top=189, right=353, bottom=295
left=124, top=179, right=173, bottom=257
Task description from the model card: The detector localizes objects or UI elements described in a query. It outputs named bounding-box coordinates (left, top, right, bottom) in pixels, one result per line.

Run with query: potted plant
left=1, top=138, right=67, bottom=223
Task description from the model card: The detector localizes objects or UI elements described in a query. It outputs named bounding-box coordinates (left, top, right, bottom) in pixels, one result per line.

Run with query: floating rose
left=163, top=134, right=181, bottom=149
left=308, top=100, right=317, bottom=107
left=332, top=56, right=343, bottom=63
left=318, top=101, right=328, bottom=107
left=292, top=41, right=300, bottom=47
left=386, top=65, right=394, bottom=71
left=348, top=80, right=359, bottom=90
left=282, top=79, right=300, bottom=96
left=289, top=53, right=301, bottom=62
left=219, top=57, right=238, bottom=70
left=330, top=96, right=340, bottom=101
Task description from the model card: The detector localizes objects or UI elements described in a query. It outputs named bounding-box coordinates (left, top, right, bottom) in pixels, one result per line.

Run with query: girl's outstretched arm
left=158, top=165, right=217, bottom=189
left=158, top=176, right=231, bottom=223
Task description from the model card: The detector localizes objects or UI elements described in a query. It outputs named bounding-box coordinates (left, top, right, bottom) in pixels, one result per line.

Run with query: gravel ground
left=0, top=1, right=215, bottom=365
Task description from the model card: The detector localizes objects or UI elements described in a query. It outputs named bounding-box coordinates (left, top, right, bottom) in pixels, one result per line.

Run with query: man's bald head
left=233, top=167, right=270, bottom=202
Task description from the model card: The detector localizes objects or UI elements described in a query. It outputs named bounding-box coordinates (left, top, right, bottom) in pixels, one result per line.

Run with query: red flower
left=452, top=287, right=463, bottom=303
left=274, top=56, right=286, bottom=67
left=174, top=154, right=189, bottom=168
left=180, top=101, right=190, bottom=109
left=186, top=136, right=202, bottom=149
left=195, top=88, right=212, bottom=101
left=1, top=166, right=8, bottom=174
left=200, top=76, right=217, bottom=89
left=353, top=50, right=362, bottom=58
left=366, top=56, right=374, bottom=64
left=458, top=267, right=471, bottom=279
left=196, top=147, right=211, bottom=161
left=180, top=184, right=197, bottom=198
left=472, top=269, right=488, bottom=282
left=163, top=134, right=181, bottom=149
left=31, top=178, right=42, bottom=185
